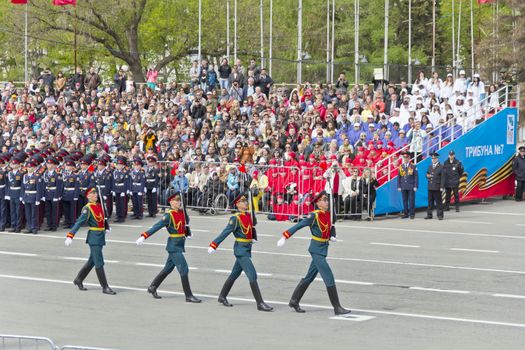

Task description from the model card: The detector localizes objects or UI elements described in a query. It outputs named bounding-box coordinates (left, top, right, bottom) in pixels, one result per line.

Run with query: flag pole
left=24, top=2, right=28, bottom=83
left=74, top=3, right=77, bottom=69
left=470, top=0, right=474, bottom=75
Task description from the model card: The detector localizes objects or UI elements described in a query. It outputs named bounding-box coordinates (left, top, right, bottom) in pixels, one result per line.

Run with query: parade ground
left=1, top=198, right=525, bottom=350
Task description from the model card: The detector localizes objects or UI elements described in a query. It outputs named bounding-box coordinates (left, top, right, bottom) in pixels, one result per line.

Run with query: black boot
left=327, top=285, right=351, bottom=315
left=250, top=281, right=273, bottom=312
left=181, top=275, right=201, bottom=303
left=73, top=263, right=93, bottom=291
left=218, top=278, right=235, bottom=307
left=95, top=267, right=116, bottom=295
left=147, top=270, right=170, bottom=299
left=289, top=280, right=310, bottom=313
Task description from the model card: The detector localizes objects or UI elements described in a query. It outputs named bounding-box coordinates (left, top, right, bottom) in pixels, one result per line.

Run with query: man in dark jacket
left=513, top=146, right=525, bottom=201
left=256, top=69, right=273, bottom=97
left=425, top=152, right=445, bottom=220
left=397, top=152, right=418, bottom=219
left=443, top=150, right=464, bottom=211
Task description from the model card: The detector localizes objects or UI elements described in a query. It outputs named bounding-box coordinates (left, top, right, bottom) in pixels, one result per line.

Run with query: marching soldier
left=43, top=157, right=63, bottom=231
left=425, top=152, right=445, bottom=220
left=135, top=192, right=201, bottom=302
left=62, top=159, right=80, bottom=228
left=21, top=160, right=44, bottom=234
left=145, top=156, right=160, bottom=217
left=0, top=154, right=10, bottom=231
left=112, top=156, right=130, bottom=223
left=443, top=150, right=464, bottom=211
left=277, top=191, right=351, bottom=315
left=397, top=152, right=418, bottom=219
left=65, top=187, right=116, bottom=295
left=7, top=155, right=25, bottom=233
left=130, top=159, right=146, bottom=220
left=94, top=158, right=113, bottom=219
left=208, top=192, right=273, bottom=312
left=77, top=156, right=94, bottom=216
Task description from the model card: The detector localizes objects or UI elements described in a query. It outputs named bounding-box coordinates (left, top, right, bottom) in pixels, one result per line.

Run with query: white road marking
left=450, top=248, right=499, bottom=254
left=465, top=211, right=525, bottom=217
left=330, top=315, right=376, bottom=322
left=191, top=229, right=209, bottom=232
left=370, top=242, right=420, bottom=248
left=63, top=257, right=86, bottom=261
left=409, top=287, right=471, bottom=294
left=493, top=294, right=525, bottom=300
left=105, top=260, right=120, bottom=264
left=328, top=278, right=375, bottom=286
left=214, top=269, right=272, bottom=277
left=3, top=273, right=525, bottom=329
left=110, top=224, right=143, bottom=228
left=135, top=262, right=164, bottom=267
left=2, top=232, right=524, bottom=275
left=0, top=251, right=37, bottom=257
left=515, top=224, right=525, bottom=227
left=446, top=220, right=494, bottom=225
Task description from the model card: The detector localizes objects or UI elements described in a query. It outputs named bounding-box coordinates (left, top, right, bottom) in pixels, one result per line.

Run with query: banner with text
left=375, top=108, right=518, bottom=215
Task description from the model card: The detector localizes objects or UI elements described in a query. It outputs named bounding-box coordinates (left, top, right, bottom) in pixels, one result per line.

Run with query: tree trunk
left=129, top=61, right=145, bottom=83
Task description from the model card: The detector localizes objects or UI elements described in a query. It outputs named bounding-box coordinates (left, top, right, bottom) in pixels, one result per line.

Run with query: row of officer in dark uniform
left=0, top=147, right=162, bottom=234
left=397, top=150, right=464, bottom=219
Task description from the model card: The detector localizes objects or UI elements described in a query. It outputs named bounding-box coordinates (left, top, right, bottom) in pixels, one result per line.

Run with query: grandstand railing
left=156, top=161, right=375, bottom=221
left=0, top=334, right=57, bottom=350
left=374, top=85, right=519, bottom=184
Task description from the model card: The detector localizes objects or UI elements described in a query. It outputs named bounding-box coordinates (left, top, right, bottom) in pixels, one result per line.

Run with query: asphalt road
left=1, top=198, right=525, bottom=350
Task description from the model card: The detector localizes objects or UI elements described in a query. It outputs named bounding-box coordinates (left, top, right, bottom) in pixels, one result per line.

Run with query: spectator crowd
left=0, top=59, right=506, bottom=221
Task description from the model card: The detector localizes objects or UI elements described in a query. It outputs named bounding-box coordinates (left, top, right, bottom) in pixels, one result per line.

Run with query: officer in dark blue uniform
left=130, top=159, right=146, bottom=220
left=21, top=160, right=44, bottom=234
left=94, top=158, right=113, bottom=218
left=112, top=156, right=130, bottom=223
left=145, top=156, right=160, bottom=217
left=43, top=157, right=63, bottom=231
left=62, top=158, right=80, bottom=228
left=0, top=154, right=10, bottom=232
left=77, top=156, right=94, bottom=217
left=7, top=155, right=25, bottom=233
left=397, top=152, right=418, bottom=219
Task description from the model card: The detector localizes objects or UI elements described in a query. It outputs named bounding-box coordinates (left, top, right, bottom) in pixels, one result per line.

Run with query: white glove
left=73, top=198, right=78, bottom=201
left=138, top=192, right=143, bottom=196
left=208, top=247, right=216, bottom=254
left=65, top=237, right=73, bottom=246
left=35, top=201, right=40, bottom=205
left=397, top=188, right=401, bottom=192
left=330, top=236, right=337, bottom=242
left=103, top=196, right=107, bottom=200
left=112, top=191, right=116, bottom=196
left=277, top=237, right=286, bottom=247
left=252, top=239, right=257, bottom=243
left=144, top=187, right=147, bottom=193
left=120, top=192, right=125, bottom=197
left=152, top=188, right=157, bottom=193
left=41, top=197, right=45, bottom=201
left=52, top=198, right=59, bottom=202
left=413, top=187, right=417, bottom=192
left=186, top=234, right=193, bottom=240
left=19, top=197, right=23, bottom=202
left=136, top=236, right=145, bottom=245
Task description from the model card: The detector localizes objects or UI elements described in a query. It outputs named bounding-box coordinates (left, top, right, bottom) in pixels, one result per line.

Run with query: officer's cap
left=312, top=190, right=329, bottom=205
left=147, top=156, right=157, bottom=162
left=431, top=152, right=439, bottom=158
left=519, top=146, right=525, bottom=152
left=167, top=192, right=182, bottom=203
left=85, top=187, right=98, bottom=196
left=116, top=156, right=128, bottom=165
left=232, top=192, right=248, bottom=206
left=46, top=157, right=59, bottom=165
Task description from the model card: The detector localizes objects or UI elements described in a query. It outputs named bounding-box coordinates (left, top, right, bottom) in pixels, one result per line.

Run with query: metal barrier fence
left=0, top=335, right=117, bottom=350
left=0, top=334, right=57, bottom=350
left=154, top=161, right=375, bottom=221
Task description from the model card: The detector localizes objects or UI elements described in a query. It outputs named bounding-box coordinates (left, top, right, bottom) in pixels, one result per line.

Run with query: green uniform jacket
left=284, top=210, right=336, bottom=257
left=142, top=209, right=187, bottom=253
left=210, top=212, right=254, bottom=258
left=67, top=203, right=106, bottom=246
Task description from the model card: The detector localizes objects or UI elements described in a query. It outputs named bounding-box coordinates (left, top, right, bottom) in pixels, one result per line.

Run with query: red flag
left=52, top=0, right=76, bottom=6
left=477, top=0, right=496, bottom=4
left=10, top=0, right=28, bottom=4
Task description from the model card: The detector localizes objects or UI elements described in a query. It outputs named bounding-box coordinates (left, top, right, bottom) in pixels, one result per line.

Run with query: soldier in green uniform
left=208, top=192, right=273, bottom=312
left=135, top=192, right=201, bottom=303
left=277, top=191, right=350, bottom=315
left=65, top=187, right=116, bottom=295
